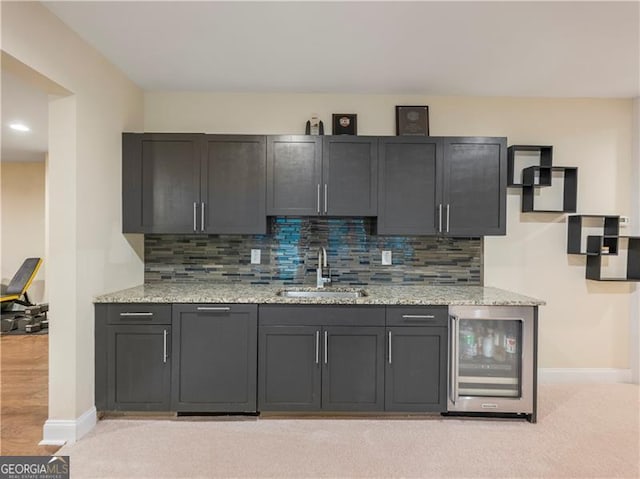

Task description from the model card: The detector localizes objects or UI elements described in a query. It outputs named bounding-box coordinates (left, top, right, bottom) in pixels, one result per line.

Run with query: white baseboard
left=539, top=368, right=633, bottom=384
left=39, top=406, right=97, bottom=446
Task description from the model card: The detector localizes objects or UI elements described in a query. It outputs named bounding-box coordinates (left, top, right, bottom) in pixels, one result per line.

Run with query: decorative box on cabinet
left=567, top=215, right=620, bottom=255
left=585, top=236, right=640, bottom=281
left=507, top=145, right=553, bottom=187
left=522, top=166, right=577, bottom=213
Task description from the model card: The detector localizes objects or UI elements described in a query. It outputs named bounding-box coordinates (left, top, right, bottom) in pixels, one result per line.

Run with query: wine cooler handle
left=450, top=314, right=459, bottom=404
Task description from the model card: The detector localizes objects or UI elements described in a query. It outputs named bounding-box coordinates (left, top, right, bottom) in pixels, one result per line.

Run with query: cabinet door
left=171, top=305, right=257, bottom=412
left=378, top=137, right=443, bottom=235
left=385, top=326, right=448, bottom=412
left=442, top=137, right=507, bottom=236
left=322, top=326, right=385, bottom=411
left=258, top=326, right=321, bottom=411
left=322, top=136, right=378, bottom=216
left=107, top=325, right=171, bottom=411
left=266, top=135, right=322, bottom=215
left=123, top=133, right=202, bottom=233
left=201, top=135, right=266, bottom=234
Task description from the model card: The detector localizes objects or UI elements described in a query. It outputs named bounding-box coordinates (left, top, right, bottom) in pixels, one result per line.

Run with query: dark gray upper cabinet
left=123, top=133, right=202, bottom=234
left=385, top=326, right=448, bottom=412
left=378, top=137, right=443, bottom=235
left=201, top=135, right=266, bottom=234
left=322, top=326, right=385, bottom=411
left=322, top=136, right=378, bottom=216
left=258, top=325, right=321, bottom=411
left=379, top=136, right=506, bottom=237
left=122, top=133, right=266, bottom=234
left=266, top=136, right=378, bottom=216
left=171, top=304, right=257, bottom=412
left=266, top=135, right=322, bottom=215
left=443, top=137, right=507, bottom=236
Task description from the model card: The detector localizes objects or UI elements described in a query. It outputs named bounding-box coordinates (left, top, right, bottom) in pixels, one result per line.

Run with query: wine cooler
left=447, top=305, right=536, bottom=422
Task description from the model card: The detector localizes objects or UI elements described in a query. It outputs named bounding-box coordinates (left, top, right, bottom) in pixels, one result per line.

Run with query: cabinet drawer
left=107, top=304, right=171, bottom=325
left=386, top=306, right=448, bottom=326
left=259, top=305, right=385, bottom=326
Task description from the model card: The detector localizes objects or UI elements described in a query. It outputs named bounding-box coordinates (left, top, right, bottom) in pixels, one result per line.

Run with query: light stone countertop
left=94, top=283, right=545, bottom=306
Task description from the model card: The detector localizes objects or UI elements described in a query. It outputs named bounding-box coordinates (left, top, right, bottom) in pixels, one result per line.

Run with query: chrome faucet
left=316, top=247, right=331, bottom=288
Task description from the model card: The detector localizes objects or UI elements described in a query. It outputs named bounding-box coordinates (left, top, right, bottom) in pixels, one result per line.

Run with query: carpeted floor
left=59, top=383, right=639, bottom=478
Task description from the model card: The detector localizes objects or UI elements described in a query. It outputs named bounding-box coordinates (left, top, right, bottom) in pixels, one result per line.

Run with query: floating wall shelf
left=585, top=236, right=640, bottom=282
left=522, top=166, right=577, bottom=213
left=567, top=215, right=620, bottom=255
left=507, top=145, right=553, bottom=187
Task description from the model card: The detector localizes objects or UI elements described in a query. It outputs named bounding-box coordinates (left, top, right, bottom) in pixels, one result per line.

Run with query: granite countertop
left=94, top=283, right=545, bottom=306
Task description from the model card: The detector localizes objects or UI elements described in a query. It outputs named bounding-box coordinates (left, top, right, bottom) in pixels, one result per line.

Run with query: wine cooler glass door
left=456, top=318, right=523, bottom=399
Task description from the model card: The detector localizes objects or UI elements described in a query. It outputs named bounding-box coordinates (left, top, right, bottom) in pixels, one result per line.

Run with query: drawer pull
left=196, top=307, right=231, bottom=312
left=401, top=314, right=435, bottom=319
left=119, top=312, right=153, bottom=317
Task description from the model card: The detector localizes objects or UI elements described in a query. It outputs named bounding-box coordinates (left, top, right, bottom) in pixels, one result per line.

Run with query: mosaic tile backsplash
left=145, top=217, right=482, bottom=285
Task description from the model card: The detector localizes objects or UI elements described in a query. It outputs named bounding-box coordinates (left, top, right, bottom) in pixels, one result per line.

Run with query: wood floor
left=1, top=334, right=59, bottom=455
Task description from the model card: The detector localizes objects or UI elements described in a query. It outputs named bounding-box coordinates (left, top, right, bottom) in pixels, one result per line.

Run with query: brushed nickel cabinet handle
left=388, top=331, right=392, bottom=364
left=317, top=184, right=321, bottom=214
left=450, top=315, right=459, bottom=404
left=446, top=204, right=450, bottom=233
left=119, top=312, right=153, bottom=317
left=196, top=306, right=231, bottom=312
left=193, top=202, right=198, bottom=232
left=324, top=184, right=328, bottom=214
left=438, top=204, right=443, bottom=233
left=315, top=330, right=320, bottom=365
left=402, top=314, right=436, bottom=320
left=201, top=202, right=205, bottom=232
left=324, top=330, right=328, bottom=365
left=163, top=329, right=168, bottom=364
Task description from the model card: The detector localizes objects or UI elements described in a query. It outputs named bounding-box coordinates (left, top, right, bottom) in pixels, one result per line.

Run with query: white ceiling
left=1, top=70, right=49, bottom=163
left=43, top=1, right=640, bottom=98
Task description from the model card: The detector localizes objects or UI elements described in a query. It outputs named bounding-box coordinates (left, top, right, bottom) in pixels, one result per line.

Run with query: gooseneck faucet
left=316, top=247, right=331, bottom=288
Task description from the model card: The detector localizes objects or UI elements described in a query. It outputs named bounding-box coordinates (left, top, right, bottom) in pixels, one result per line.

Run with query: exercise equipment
left=1, top=258, right=48, bottom=333
left=1, top=257, right=43, bottom=309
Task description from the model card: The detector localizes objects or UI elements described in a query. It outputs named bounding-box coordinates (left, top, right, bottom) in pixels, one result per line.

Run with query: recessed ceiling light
left=9, top=123, right=30, bottom=132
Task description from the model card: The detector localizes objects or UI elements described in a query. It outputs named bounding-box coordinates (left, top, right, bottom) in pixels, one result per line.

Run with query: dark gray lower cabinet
left=258, top=305, right=386, bottom=412
left=385, top=326, right=448, bottom=412
left=95, top=303, right=172, bottom=412
left=322, top=326, right=385, bottom=411
left=107, top=325, right=172, bottom=411
left=171, top=304, right=257, bottom=412
left=258, top=326, right=321, bottom=411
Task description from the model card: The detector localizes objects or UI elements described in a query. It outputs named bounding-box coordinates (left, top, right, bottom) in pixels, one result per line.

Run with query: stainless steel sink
left=277, top=289, right=367, bottom=299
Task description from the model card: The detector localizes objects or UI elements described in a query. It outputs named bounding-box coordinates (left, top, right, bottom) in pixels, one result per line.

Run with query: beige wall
left=146, top=92, right=635, bottom=370
left=0, top=161, right=46, bottom=303
left=1, top=1, right=144, bottom=434
left=632, top=97, right=639, bottom=382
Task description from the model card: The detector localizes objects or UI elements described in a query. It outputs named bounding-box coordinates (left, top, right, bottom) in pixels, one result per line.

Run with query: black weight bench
left=1, top=257, right=42, bottom=310
left=1, top=258, right=49, bottom=333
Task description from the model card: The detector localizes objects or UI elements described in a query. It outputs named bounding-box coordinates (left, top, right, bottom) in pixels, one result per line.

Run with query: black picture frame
left=332, top=113, right=357, bottom=135
left=395, top=105, right=429, bottom=136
